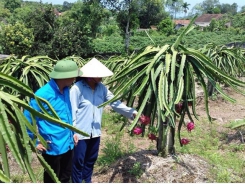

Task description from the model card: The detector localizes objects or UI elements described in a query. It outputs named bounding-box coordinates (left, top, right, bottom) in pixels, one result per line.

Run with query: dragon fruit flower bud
left=188, top=101, right=193, bottom=106
left=139, top=115, right=151, bottom=125
left=148, top=133, right=157, bottom=141
left=133, top=127, right=143, bottom=135
left=175, top=102, right=183, bottom=113
left=187, top=122, right=195, bottom=132
left=181, top=138, right=190, bottom=145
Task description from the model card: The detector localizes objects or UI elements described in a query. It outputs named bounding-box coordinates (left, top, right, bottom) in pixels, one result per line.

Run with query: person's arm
left=24, top=98, right=40, bottom=140
left=70, top=85, right=80, bottom=127
left=106, top=88, right=137, bottom=119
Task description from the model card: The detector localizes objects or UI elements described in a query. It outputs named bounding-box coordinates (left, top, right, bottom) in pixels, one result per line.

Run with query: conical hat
left=80, top=58, right=113, bottom=77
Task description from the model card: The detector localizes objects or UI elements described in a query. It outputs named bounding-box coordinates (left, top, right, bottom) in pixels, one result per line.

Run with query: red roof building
left=195, top=14, right=224, bottom=27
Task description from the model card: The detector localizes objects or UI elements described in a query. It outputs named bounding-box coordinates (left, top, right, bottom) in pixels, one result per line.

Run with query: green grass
left=96, top=111, right=136, bottom=167
left=175, top=118, right=245, bottom=182
left=101, top=109, right=128, bottom=134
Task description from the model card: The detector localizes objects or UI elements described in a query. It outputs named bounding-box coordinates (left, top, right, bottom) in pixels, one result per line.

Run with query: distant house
left=54, top=8, right=63, bottom=16
left=194, top=14, right=224, bottom=28
left=136, top=26, right=157, bottom=32
left=150, top=25, right=157, bottom=30
left=0, top=54, right=10, bottom=60
left=226, top=42, right=245, bottom=49
left=173, top=19, right=190, bottom=30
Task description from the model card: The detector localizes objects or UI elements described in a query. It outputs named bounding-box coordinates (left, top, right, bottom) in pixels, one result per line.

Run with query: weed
left=147, top=143, right=155, bottom=150
left=97, top=110, right=137, bottom=168
left=216, top=168, right=231, bottom=183
left=12, top=175, right=25, bottom=183
left=128, top=162, right=143, bottom=178
left=97, top=135, right=124, bottom=166
left=210, top=93, right=218, bottom=101
left=97, top=133, right=135, bottom=166
left=102, top=111, right=128, bottom=134
left=229, top=143, right=245, bottom=152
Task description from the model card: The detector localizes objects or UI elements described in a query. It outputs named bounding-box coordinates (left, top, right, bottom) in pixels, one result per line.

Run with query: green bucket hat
left=49, top=60, right=82, bottom=79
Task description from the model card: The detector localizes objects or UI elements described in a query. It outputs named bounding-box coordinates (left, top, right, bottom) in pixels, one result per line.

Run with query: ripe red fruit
left=187, top=122, right=195, bottom=132
left=139, top=115, right=151, bottom=125
left=181, top=138, right=190, bottom=145
left=133, top=127, right=143, bottom=135
left=175, top=102, right=183, bottom=113
left=148, top=133, right=157, bottom=141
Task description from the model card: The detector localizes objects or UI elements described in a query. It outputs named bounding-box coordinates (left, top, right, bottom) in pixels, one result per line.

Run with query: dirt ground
left=92, top=85, right=245, bottom=183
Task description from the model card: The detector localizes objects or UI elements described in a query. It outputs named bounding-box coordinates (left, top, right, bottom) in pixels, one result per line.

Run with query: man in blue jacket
left=24, top=59, right=82, bottom=183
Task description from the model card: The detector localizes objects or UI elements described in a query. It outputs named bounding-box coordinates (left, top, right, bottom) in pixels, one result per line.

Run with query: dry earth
left=93, top=150, right=211, bottom=183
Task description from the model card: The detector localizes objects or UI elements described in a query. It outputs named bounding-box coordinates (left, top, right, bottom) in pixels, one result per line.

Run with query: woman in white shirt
left=70, top=58, right=137, bottom=183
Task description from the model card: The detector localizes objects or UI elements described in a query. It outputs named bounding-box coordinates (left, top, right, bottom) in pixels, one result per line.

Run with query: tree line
left=0, top=0, right=244, bottom=59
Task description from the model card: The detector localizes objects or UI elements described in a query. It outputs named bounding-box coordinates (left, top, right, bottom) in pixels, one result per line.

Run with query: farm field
left=7, top=81, right=245, bottom=183
left=1, top=0, right=245, bottom=182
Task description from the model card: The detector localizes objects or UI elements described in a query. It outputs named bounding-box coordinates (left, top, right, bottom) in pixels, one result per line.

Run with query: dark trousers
left=72, top=137, right=100, bottom=183
left=42, top=149, right=73, bottom=183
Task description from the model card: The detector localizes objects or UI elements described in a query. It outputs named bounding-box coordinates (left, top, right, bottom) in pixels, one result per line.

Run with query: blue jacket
left=24, top=79, right=74, bottom=155
left=70, top=80, right=136, bottom=140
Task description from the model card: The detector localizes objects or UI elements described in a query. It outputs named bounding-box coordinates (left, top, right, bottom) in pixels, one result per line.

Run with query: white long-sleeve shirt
left=70, top=80, right=137, bottom=140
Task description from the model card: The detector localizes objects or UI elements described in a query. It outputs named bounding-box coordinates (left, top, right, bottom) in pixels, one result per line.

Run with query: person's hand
left=133, top=112, right=137, bottom=118
left=73, top=134, right=78, bottom=146
left=36, top=143, right=47, bottom=153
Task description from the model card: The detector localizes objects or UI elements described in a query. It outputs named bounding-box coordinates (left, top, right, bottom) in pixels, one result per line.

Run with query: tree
left=191, top=3, right=203, bottom=16
left=8, top=6, right=33, bottom=25
left=3, top=0, right=21, bottom=13
left=230, top=3, right=238, bottom=15
left=182, top=2, right=190, bottom=15
left=0, top=6, right=11, bottom=22
left=138, top=0, right=167, bottom=28
left=240, top=5, right=245, bottom=13
left=50, top=0, right=107, bottom=58
left=0, top=22, right=34, bottom=56
left=157, top=16, right=174, bottom=36
left=191, top=0, right=221, bottom=14
left=165, top=0, right=184, bottom=19
left=200, top=0, right=220, bottom=14
left=217, top=3, right=238, bottom=15
left=62, top=1, right=73, bottom=11
left=101, top=0, right=140, bottom=54
left=24, top=4, right=57, bottom=56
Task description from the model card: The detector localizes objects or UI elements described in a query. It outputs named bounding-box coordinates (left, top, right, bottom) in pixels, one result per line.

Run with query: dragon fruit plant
left=99, top=16, right=245, bottom=157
